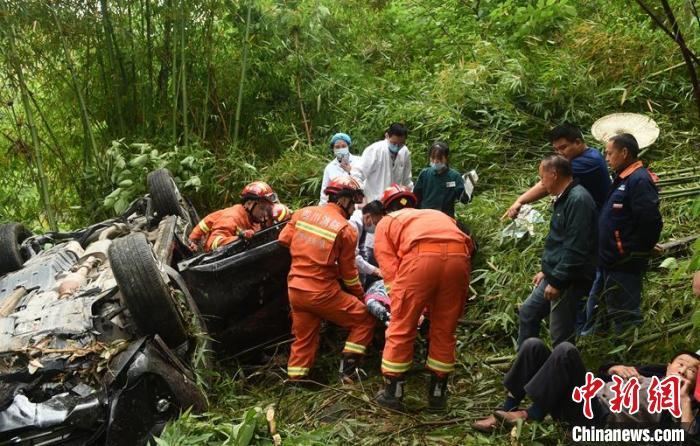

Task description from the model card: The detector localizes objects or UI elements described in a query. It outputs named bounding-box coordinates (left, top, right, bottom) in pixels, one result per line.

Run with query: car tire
left=109, top=232, right=188, bottom=347
left=147, top=168, right=183, bottom=222
left=0, top=223, right=31, bottom=275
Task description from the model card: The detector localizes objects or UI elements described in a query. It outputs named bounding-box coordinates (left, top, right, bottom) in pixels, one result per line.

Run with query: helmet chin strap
left=341, top=198, right=354, bottom=219
left=247, top=201, right=260, bottom=222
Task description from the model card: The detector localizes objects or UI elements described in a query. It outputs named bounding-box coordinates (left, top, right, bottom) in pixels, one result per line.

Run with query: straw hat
left=591, top=113, right=660, bottom=148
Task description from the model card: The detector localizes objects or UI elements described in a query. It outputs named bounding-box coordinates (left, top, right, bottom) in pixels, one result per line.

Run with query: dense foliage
left=2, top=0, right=700, bottom=444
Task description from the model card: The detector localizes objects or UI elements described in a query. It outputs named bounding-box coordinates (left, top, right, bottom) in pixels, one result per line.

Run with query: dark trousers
left=517, top=279, right=590, bottom=349
left=504, top=338, right=599, bottom=425
left=583, top=268, right=644, bottom=335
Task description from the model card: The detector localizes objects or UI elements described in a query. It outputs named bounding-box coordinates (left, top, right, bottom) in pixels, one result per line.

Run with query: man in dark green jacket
left=517, top=155, right=598, bottom=349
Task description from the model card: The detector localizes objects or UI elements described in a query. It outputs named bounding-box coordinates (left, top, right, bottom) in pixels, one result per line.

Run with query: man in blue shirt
left=586, top=133, right=662, bottom=335
left=504, top=124, right=611, bottom=218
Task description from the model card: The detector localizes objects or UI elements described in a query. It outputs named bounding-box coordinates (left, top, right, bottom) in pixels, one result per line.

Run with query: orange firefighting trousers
left=287, top=286, right=375, bottom=379
left=381, top=242, right=470, bottom=378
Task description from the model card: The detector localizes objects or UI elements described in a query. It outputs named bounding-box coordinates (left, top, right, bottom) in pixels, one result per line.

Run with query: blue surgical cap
left=330, top=132, right=352, bottom=149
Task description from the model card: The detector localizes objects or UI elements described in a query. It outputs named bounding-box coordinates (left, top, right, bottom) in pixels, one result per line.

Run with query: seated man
left=188, top=181, right=278, bottom=252
left=473, top=338, right=700, bottom=435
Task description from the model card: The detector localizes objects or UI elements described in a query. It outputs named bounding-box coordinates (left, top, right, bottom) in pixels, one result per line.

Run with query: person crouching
left=372, top=184, right=474, bottom=411
left=278, top=177, right=376, bottom=384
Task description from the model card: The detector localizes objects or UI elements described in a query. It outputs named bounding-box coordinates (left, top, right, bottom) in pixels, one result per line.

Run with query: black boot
left=339, top=353, right=364, bottom=384
left=427, top=373, right=449, bottom=412
left=375, top=376, right=405, bottom=410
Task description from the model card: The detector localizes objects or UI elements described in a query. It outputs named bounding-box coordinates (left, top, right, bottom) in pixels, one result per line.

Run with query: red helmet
left=271, top=203, right=291, bottom=223
left=324, top=176, right=364, bottom=202
left=381, top=184, right=416, bottom=210
left=240, top=181, right=277, bottom=203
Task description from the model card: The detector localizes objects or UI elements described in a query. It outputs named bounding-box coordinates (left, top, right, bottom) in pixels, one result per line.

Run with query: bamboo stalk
left=233, top=2, right=252, bottom=150
left=145, top=0, right=154, bottom=134
left=99, top=0, right=126, bottom=135
left=8, top=26, right=57, bottom=231
left=171, top=0, right=179, bottom=143
left=660, top=191, right=700, bottom=199
left=180, top=0, right=188, bottom=146
left=628, top=322, right=693, bottom=351
left=50, top=8, right=100, bottom=172
left=656, top=166, right=700, bottom=177
left=659, top=186, right=700, bottom=196
left=656, top=175, right=700, bottom=186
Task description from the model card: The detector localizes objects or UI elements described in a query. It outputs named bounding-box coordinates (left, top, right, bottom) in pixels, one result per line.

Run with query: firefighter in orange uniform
left=278, top=177, right=376, bottom=383
left=188, top=181, right=277, bottom=251
left=373, top=184, right=473, bottom=411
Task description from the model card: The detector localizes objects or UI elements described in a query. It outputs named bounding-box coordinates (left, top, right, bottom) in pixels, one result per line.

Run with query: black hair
left=610, top=133, right=640, bottom=158
left=549, top=123, right=584, bottom=144
left=671, top=350, right=700, bottom=363
left=541, top=154, right=573, bottom=177
left=386, top=122, right=408, bottom=138
left=362, top=200, right=385, bottom=215
left=429, top=141, right=450, bottom=159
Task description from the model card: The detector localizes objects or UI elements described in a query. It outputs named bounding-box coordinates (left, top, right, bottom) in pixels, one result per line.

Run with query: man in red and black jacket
left=586, top=133, right=662, bottom=335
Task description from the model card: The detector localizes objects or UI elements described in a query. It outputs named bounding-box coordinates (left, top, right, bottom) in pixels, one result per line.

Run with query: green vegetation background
left=2, top=0, right=700, bottom=444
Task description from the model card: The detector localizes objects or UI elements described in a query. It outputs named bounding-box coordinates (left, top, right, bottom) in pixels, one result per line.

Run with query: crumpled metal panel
left=0, top=243, right=81, bottom=301
left=0, top=392, right=101, bottom=432
left=0, top=290, right=103, bottom=353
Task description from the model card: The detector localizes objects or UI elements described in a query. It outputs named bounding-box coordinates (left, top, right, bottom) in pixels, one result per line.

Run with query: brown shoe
left=494, top=409, right=528, bottom=427
left=471, top=414, right=499, bottom=433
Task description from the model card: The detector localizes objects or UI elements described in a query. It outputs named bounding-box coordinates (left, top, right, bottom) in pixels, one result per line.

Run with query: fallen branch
left=628, top=321, right=693, bottom=351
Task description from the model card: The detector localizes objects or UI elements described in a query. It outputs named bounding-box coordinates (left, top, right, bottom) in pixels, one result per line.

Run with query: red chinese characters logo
left=647, top=375, right=681, bottom=418
left=608, top=375, right=640, bottom=414
left=572, top=372, right=605, bottom=419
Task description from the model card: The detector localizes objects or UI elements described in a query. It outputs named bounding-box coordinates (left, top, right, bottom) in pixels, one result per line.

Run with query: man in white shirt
left=320, top=133, right=361, bottom=204
left=352, top=123, right=413, bottom=201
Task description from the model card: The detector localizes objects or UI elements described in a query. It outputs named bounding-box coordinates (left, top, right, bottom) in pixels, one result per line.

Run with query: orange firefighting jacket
left=374, top=208, right=473, bottom=292
left=278, top=203, right=363, bottom=297
left=189, top=204, right=258, bottom=251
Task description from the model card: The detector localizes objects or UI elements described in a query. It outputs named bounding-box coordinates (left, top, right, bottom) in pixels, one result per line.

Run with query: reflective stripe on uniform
left=343, top=341, right=366, bottom=354
left=426, top=357, right=455, bottom=373
left=296, top=220, right=337, bottom=242
left=343, top=275, right=360, bottom=287
left=287, top=366, right=310, bottom=377
left=211, top=235, right=223, bottom=250
left=381, top=358, right=411, bottom=373
left=198, top=220, right=210, bottom=232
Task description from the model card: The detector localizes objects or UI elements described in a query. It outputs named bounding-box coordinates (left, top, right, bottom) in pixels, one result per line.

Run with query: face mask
left=388, top=143, right=401, bottom=154
left=334, top=148, right=350, bottom=162
left=431, top=162, right=446, bottom=172
left=365, top=223, right=376, bottom=234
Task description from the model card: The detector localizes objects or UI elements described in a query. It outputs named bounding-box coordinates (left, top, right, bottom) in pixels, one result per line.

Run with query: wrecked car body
left=0, top=169, right=207, bottom=445
left=178, top=221, right=292, bottom=357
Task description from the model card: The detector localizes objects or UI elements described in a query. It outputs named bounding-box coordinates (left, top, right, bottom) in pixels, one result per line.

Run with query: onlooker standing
left=504, top=124, right=611, bottom=219
left=352, top=123, right=413, bottom=202
left=587, top=133, right=662, bottom=334
left=320, top=133, right=360, bottom=205
left=414, top=141, right=469, bottom=218
left=517, top=155, right=597, bottom=349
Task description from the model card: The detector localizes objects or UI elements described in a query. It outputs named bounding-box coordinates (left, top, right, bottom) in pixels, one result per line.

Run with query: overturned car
left=177, top=219, right=292, bottom=358
left=0, top=169, right=207, bottom=445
